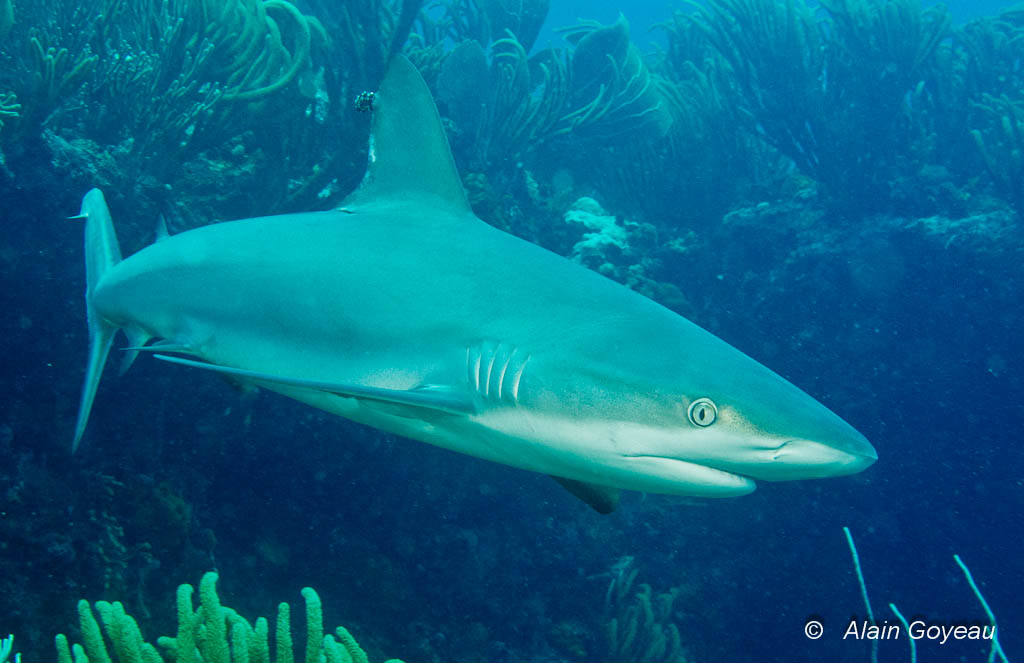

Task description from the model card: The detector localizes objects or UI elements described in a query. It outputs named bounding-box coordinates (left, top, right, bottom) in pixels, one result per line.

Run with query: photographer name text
left=844, top=620, right=995, bottom=645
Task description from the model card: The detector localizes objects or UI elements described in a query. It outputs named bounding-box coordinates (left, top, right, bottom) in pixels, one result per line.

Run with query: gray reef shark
left=71, top=56, right=875, bottom=512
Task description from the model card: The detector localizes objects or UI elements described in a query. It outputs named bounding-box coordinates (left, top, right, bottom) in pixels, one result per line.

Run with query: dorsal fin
left=342, top=55, right=471, bottom=214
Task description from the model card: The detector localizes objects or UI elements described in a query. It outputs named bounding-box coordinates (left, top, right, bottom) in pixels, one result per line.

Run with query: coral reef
left=564, top=196, right=630, bottom=265
left=426, top=0, right=549, bottom=54
left=56, top=572, right=403, bottom=663
left=0, top=91, right=18, bottom=133
left=558, top=16, right=672, bottom=141
left=970, top=93, right=1024, bottom=220
left=689, top=0, right=950, bottom=215
left=0, top=0, right=337, bottom=220
left=603, top=565, right=687, bottom=663
left=0, top=635, right=20, bottom=663
left=5, top=0, right=1024, bottom=223
left=433, top=34, right=570, bottom=171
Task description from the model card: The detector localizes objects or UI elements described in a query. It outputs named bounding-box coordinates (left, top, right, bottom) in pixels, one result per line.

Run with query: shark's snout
left=672, top=407, right=877, bottom=485
left=757, top=435, right=876, bottom=480
left=726, top=375, right=878, bottom=482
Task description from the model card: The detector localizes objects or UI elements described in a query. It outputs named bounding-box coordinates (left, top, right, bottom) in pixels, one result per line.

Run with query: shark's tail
left=72, top=189, right=123, bottom=452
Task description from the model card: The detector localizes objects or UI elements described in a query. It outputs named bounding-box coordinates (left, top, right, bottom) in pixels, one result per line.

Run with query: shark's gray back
left=99, top=199, right=705, bottom=408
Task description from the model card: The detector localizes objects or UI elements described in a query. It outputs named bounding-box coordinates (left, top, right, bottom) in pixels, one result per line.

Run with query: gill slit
left=509, top=354, right=530, bottom=402
left=496, top=347, right=516, bottom=400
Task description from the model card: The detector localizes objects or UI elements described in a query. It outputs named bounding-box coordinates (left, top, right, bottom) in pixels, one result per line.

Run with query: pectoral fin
left=122, top=339, right=196, bottom=354
left=153, top=354, right=476, bottom=415
left=551, top=476, right=620, bottom=514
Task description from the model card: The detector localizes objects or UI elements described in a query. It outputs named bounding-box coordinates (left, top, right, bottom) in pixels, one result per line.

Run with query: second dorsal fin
left=342, top=55, right=471, bottom=215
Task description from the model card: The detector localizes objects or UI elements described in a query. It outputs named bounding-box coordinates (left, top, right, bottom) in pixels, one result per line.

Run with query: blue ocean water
left=0, top=1, right=1021, bottom=662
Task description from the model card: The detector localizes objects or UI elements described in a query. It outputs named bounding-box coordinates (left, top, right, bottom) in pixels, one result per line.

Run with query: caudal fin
left=72, top=189, right=122, bottom=452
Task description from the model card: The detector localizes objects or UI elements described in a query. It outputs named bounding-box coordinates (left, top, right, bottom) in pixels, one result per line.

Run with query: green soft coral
left=1, top=91, right=22, bottom=133
left=1, top=635, right=22, bottom=663
left=56, top=572, right=404, bottom=663
left=185, top=0, right=327, bottom=102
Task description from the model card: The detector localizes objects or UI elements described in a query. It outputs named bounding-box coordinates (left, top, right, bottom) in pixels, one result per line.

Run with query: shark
left=71, top=55, right=875, bottom=512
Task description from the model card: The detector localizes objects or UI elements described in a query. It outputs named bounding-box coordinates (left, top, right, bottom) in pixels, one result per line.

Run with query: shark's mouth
left=622, top=455, right=757, bottom=497
left=633, top=437, right=878, bottom=485
left=622, top=437, right=875, bottom=495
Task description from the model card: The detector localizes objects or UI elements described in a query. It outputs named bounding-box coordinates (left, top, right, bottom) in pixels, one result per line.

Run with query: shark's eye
left=688, top=398, right=718, bottom=427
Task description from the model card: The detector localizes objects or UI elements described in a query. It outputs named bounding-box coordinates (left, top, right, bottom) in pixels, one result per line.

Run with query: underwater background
left=0, top=0, right=1021, bottom=662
